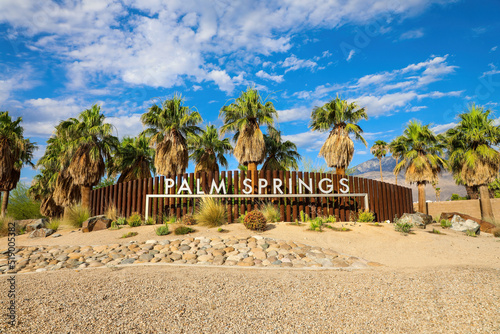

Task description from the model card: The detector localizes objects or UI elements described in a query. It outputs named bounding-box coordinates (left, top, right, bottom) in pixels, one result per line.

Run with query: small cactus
left=243, top=210, right=267, bottom=231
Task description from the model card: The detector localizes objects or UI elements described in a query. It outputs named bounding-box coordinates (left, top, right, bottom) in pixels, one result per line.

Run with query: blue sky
left=1, top=0, right=499, bottom=184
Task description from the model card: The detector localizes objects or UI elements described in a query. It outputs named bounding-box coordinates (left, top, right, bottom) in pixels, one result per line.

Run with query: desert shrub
left=155, top=225, right=170, bottom=236
left=104, top=204, right=118, bottom=221
left=109, top=221, right=121, bottom=230
left=163, top=215, right=177, bottom=224
left=174, top=226, right=194, bottom=235
left=309, top=217, right=324, bottom=232
left=395, top=222, right=413, bottom=235
left=260, top=203, right=280, bottom=223
left=121, top=231, right=138, bottom=238
left=237, top=214, right=245, bottom=224
left=243, top=210, right=267, bottom=231
left=127, top=212, right=142, bottom=227
left=47, top=219, right=61, bottom=231
left=465, top=229, right=477, bottom=237
left=217, top=227, right=224, bottom=232
left=195, top=197, right=227, bottom=227
left=440, top=219, right=452, bottom=228
left=181, top=214, right=197, bottom=225
left=357, top=210, right=375, bottom=223
left=492, top=228, right=500, bottom=238
left=299, top=210, right=310, bottom=223
left=326, top=215, right=336, bottom=223
left=0, top=216, right=17, bottom=236
left=116, top=217, right=127, bottom=225
left=6, top=183, right=43, bottom=220
left=326, top=225, right=351, bottom=232
left=431, top=228, right=442, bottom=234
left=66, top=204, right=91, bottom=228
left=451, top=193, right=468, bottom=201
left=144, top=217, right=155, bottom=225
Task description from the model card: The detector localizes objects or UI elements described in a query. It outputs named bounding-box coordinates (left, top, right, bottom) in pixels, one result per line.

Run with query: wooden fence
left=90, top=170, right=413, bottom=223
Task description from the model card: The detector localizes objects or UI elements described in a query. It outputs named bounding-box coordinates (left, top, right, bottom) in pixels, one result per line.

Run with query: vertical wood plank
left=330, top=174, right=337, bottom=218
left=285, top=171, right=291, bottom=222
left=131, top=180, right=137, bottom=214
left=158, top=176, right=164, bottom=221
left=297, top=171, right=304, bottom=218
left=246, top=170, right=252, bottom=213
left=189, top=173, right=195, bottom=214
left=279, top=170, right=285, bottom=222
left=126, top=181, right=132, bottom=217
left=227, top=171, right=233, bottom=223
left=117, top=183, right=123, bottom=217
left=182, top=173, right=188, bottom=216
left=304, top=172, right=310, bottom=218
left=147, top=178, right=153, bottom=218
left=122, top=182, right=128, bottom=217
left=234, top=171, right=240, bottom=219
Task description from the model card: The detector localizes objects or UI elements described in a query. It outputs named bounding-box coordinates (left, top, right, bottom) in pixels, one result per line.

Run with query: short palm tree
left=310, top=95, right=368, bottom=175
left=188, top=124, right=232, bottom=174
left=108, top=134, right=155, bottom=183
left=389, top=136, right=406, bottom=185
left=0, top=112, right=37, bottom=217
left=371, top=140, right=388, bottom=181
left=445, top=103, right=500, bottom=223
left=59, top=104, right=118, bottom=210
left=142, top=94, right=202, bottom=176
left=29, top=167, right=64, bottom=218
left=220, top=87, right=277, bottom=174
left=262, top=127, right=301, bottom=171
left=394, top=120, right=446, bottom=213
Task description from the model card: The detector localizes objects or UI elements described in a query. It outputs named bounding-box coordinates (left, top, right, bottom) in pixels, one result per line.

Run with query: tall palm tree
left=445, top=103, right=500, bottom=223
left=389, top=136, right=405, bottom=185
left=108, top=134, right=155, bottom=183
left=188, top=124, right=232, bottom=174
left=142, top=94, right=202, bottom=176
left=394, top=120, right=446, bottom=213
left=0, top=112, right=37, bottom=217
left=262, top=127, right=301, bottom=171
left=371, top=140, right=388, bottom=182
left=310, top=95, right=368, bottom=175
left=59, top=104, right=118, bottom=210
left=220, top=87, right=277, bottom=175
left=29, top=167, right=64, bottom=218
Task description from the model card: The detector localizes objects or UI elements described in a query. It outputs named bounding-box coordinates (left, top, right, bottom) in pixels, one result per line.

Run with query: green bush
left=195, top=197, right=227, bottom=227
left=174, top=226, right=194, bottom=235
left=326, top=215, right=336, bottom=223
left=163, top=215, right=177, bottom=224
left=116, top=217, right=127, bottom=225
left=431, top=228, right=442, bottom=234
left=5, top=183, right=43, bottom=220
left=465, top=229, right=477, bottom=237
left=66, top=204, right=91, bottom=228
left=395, top=222, right=413, bottom=235
left=121, top=231, right=138, bottom=238
left=440, top=219, right=452, bottom=228
left=492, top=228, right=500, bottom=238
left=144, top=217, right=155, bottom=225
left=155, top=225, right=170, bottom=236
left=243, top=210, right=267, bottom=231
left=181, top=214, right=196, bottom=225
left=357, top=210, right=375, bottom=223
left=47, top=219, right=61, bottom=231
left=109, top=221, right=121, bottom=230
left=451, top=194, right=468, bottom=201
left=309, top=217, right=324, bottom=232
left=260, top=203, right=280, bottom=223
left=299, top=210, right=309, bottom=222
left=128, top=212, right=142, bottom=227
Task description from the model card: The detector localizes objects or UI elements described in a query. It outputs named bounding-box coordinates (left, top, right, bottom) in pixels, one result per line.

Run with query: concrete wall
left=414, top=198, right=500, bottom=220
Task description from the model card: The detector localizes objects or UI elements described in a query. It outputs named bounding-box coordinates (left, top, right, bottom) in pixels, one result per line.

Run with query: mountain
left=350, top=156, right=466, bottom=201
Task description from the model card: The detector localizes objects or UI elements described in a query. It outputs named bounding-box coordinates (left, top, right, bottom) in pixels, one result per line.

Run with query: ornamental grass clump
left=66, top=204, right=91, bottom=228
left=440, top=219, right=452, bottom=229
left=357, top=210, right=375, bottom=223
left=47, top=219, right=61, bottom=231
left=155, top=225, right=170, bottom=236
left=395, top=222, right=413, bottom=235
left=308, top=217, right=324, bottom=232
left=174, top=226, right=194, bottom=235
left=260, top=203, right=280, bottom=223
left=127, top=212, right=142, bottom=227
left=195, top=197, right=227, bottom=227
left=243, top=210, right=267, bottom=231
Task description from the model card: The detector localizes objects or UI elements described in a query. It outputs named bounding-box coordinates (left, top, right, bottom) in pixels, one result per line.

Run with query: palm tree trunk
left=479, top=184, right=495, bottom=224
left=394, top=157, right=398, bottom=185
left=336, top=167, right=345, bottom=175
left=417, top=182, right=426, bottom=214
left=378, top=158, right=383, bottom=182
left=81, top=185, right=91, bottom=211
left=0, top=191, right=8, bottom=217
left=248, top=162, right=257, bottom=194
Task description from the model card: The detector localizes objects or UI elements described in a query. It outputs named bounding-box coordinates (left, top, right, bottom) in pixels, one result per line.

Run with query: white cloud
left=431, top=122, right=457, bottom=134
left=355, top=92, right=419, bottom=117
left=282, top=130, right=328, bottom=152
left=281, top=55, right=317, bottom=72
left=346, top=49, right=356, bottom=61
left=481, top=63, right=500, bottom=78
left=107, top=114, right=144, bottom=139
left=256, top=70, right=284, bottom=83
left=399, top=28, right=424, bottom=40
left=491, top=46, right=497, bottom=52
left=0, top=67, right=39, bottom=107
left=278, top=106, right=310, bottom=122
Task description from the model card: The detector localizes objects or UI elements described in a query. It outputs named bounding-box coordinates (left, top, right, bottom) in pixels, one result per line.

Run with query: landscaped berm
left=1, top=210, right=499, bottom=333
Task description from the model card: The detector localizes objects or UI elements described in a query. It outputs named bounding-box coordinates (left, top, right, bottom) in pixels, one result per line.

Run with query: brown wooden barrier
left=90, top=171, right=413, bottom=223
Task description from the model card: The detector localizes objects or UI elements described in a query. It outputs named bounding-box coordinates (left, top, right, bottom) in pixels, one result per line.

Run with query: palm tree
left=108, top=134, right=155, bottom=183
left=394, top=120, right=446, bottom=213
left=310, top=95, right=368, bottom=175
left=371, top=140, right=388, bottom=181
left=220, top=87, right=277, bottom=175
left=188, top=124, right=232, bottom=174
left=142, top=94, right=202, bottom=176
left=262, top=127, right=301, bottom=171
left=0, top=112, right=37, bottom=217
left=29, top=167, right=64, bottom=218
left=445, top=103, right=500, bottom=223
left=389, top=136, right=405, bottom=185
left=59, top=104, right=118, bottom=210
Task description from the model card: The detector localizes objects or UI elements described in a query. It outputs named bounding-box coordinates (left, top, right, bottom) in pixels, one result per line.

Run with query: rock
left=450, top=217, right=481, bottom=234
left=398, top=212, right=432, bottom=229
left=93, top=218, right=112, bottom=231
left=121, top=258, right=136, bottom=265
left=440, top=212, right=496, bottom=234
left=29, top=228, right=55, bottom=238
left=145, top=240, right=158, bottom=244
left=82, top=215, right=110, bottom=232
left=25, top=219, right=48, bottom=232
left=51, top=233, right=62, bottom=238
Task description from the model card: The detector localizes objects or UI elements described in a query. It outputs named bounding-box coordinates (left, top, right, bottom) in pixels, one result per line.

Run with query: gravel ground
left=1, top=265, right=499, bottom=333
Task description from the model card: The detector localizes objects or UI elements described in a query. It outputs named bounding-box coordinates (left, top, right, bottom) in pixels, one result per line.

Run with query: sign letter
left=339, top=178, right=349, bottom=194
left=318, top=178, right=333, bottom=194
left=242, top=178, right=252, bottom=194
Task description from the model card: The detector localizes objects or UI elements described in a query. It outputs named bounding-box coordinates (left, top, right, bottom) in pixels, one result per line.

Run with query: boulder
left=449, top=215, right=480, bottom=234
left=440, top=212, right=496, bottom=234
left=29, top=228, right=55, bottom=238
left=82, top=215, right=111, bottom=232
left=398, top=212, right=432, bottom=229
left=12, top=218, right=48, bottom=232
